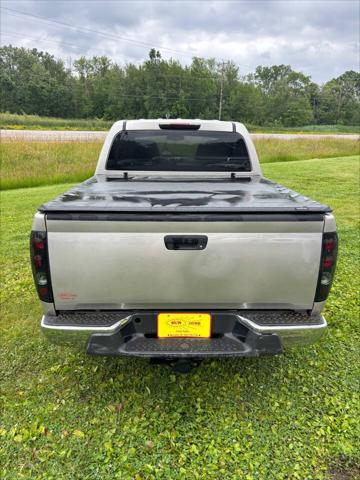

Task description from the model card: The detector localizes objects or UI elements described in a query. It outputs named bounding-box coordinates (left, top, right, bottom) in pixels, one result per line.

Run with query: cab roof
left=112, top=119, right=244, bottom=132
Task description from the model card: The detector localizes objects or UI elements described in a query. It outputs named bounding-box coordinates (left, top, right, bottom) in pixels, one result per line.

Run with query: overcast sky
left=1, top=0, right=359, bottom=83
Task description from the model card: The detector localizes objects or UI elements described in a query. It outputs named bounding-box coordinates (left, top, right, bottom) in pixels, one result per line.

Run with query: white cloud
left=0, top=0, right=359, bottom=82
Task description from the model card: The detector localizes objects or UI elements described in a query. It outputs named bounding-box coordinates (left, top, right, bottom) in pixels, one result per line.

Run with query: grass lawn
left=1, top=137, right=359, bottom=190
left=0, top=155, right=359, bottom=479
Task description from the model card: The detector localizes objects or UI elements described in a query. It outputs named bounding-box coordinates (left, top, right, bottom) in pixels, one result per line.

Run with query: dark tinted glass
left=106, top=130, right=251, bottom=172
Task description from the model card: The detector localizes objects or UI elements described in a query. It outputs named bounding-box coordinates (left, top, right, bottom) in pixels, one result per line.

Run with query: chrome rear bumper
left=236, top=312, right=327, bottom=348
left=41, top=310, right=326, bottom=356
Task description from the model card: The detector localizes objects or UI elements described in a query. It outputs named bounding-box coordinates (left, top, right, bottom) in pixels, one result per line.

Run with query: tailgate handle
left=164, top=235, right=208, bottom=250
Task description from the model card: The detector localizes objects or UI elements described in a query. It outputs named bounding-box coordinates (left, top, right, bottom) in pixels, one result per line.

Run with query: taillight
left=159, top=123, right=200, bottom=130
left=30, top=231, right=53, bottom=302
left=315, top=232, right=338, bottom=302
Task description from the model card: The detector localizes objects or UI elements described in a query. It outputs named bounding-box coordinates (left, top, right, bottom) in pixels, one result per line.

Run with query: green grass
left=249, top=124, right=360, bottom=134
left=0, top=141, right=102, bottom=190
left=255, top=138, right=359, bottom=164
left=1, top=112, right=359, bottom=134
left=0, top=156, right=359, bottom=479
left=1, top=137, right=359, bottom=190
left=0, top=112, right=112, bottom=131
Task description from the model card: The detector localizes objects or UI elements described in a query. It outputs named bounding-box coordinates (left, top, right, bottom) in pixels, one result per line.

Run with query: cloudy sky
left=1, top=0, right=359, bottom=83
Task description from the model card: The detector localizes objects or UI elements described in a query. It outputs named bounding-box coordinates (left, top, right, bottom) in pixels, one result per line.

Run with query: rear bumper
left=41, top=310, right=327, bottom=358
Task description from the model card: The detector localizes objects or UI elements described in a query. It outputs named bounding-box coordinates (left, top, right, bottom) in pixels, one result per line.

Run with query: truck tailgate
left=46, top=215, right=323, bottom=311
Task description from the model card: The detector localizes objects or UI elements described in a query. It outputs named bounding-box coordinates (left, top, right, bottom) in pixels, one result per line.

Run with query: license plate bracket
left=157, top=313, right=211, bottom=338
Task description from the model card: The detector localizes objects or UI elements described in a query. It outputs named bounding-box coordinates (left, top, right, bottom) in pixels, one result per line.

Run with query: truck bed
left=39, top=175, right=331, bottom=214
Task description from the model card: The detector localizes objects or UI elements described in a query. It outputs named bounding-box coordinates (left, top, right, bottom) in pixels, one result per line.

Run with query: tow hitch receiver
left=150, top=358, right=202, bottom=374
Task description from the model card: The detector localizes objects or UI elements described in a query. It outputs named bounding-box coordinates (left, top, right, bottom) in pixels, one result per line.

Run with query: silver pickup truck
left=31, top=119, right=338, bottom=367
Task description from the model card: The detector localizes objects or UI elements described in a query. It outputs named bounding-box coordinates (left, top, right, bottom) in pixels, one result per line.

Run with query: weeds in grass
left=1, top=137, right=359, bottom=190
left=249, top=123, right=360, bottom=134
left=0, top=112, right=112, bottom=131
left=255, top=137, right=360, bottom=163
left=0, top=140, right=101, bottom=189
left=1, top=112, right=359, bottom=134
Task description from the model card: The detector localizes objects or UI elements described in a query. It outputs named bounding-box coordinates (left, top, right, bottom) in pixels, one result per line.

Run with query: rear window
left=106, top=130, right=251, bottom=172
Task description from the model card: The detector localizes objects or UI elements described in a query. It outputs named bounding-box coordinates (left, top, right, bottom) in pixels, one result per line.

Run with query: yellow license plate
left=157, top=313, right=211, bottom=338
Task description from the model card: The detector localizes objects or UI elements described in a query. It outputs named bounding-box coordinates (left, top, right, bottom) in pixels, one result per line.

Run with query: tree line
left=1, top=45, right=359, bottom=126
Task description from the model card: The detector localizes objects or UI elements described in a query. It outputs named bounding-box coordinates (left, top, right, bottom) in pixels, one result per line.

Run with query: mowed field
left=0, top=139, right=359, bottom=478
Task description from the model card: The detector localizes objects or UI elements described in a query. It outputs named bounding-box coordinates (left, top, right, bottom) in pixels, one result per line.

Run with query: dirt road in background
left=1, top=129, right=359, bottom=142
left=0, top=129, right=107, bottom=142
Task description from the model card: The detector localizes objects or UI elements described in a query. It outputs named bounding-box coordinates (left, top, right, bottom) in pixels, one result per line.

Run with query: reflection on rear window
left=106, top=130, right=251, bottom=172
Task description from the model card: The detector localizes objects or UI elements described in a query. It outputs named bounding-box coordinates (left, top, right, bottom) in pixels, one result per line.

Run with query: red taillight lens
left=33, top=239, right=45, bottom=250
left=315, top=232, right=338, bottom=302
left=324, top=239, right=336, bottom=253
left=34, top=254, right=43, bottom=268
left=39, top=287, right=49, bottom=296
left=323, top=257, right=334, bottom=269
left=30, top=231, right=53, bottom=303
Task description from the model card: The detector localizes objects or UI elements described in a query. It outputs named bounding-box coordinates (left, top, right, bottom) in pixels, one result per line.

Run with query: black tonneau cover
left=39, top=175, right=331, bottom=214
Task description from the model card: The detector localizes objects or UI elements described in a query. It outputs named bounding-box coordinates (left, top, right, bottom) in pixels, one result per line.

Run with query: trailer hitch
left=149, top=358, right=202, bottom=374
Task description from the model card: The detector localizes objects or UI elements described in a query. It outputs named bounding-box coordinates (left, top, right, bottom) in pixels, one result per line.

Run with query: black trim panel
left=45, top=212, right=325, bottom=222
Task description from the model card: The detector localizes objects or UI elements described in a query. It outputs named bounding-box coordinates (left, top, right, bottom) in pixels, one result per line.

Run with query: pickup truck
left=30, top=119, right=338, bottom=368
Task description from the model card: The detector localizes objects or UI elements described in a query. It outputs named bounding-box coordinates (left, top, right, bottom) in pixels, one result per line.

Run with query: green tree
left=0, top=45, right=359, bottom=126
left=317, top=71, right=360, bottom=125
left=254, top=65, right=313, bottom=126
left=228, top=79, right=265, bottom=125
left=0, top=45, right=74, bottom=117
